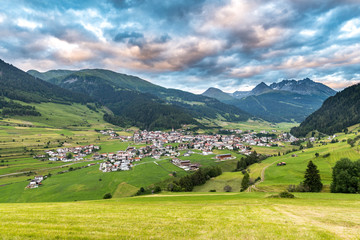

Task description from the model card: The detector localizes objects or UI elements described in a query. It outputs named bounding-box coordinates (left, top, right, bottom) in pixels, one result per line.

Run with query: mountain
left=291, top=83, right=360, bottom=136
left=235, top=90, right=326, bottom=122
left=201, top=79, right=336, bottom=123
left=202, top=87, right=234, bottom=101
left=250, top=82, right=272, bottom=95
left=269, top=78, right=336, bottom=97
left=29, top=69, right=251, bottom=127
left=0, top=59, right=90, bottom=104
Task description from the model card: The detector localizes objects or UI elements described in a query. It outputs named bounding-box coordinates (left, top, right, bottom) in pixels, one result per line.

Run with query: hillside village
left=95, top=129, right=302, bottom=172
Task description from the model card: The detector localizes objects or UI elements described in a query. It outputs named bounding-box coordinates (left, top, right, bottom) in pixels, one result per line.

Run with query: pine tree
left=303, top=161, right=323, bottom=192
left=241, top=172, right=250, bottom=191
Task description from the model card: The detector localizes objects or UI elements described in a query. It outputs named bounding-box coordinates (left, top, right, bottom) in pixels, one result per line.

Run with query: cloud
left=0, top=0, right=360, bottom=93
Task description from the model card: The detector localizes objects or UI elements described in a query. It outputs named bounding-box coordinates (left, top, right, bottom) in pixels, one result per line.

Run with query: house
left=216, top=153, right=232, bottom=160
left=34, top=176, right=43, bottom=182
left=180, top=160, right=191, bottom=166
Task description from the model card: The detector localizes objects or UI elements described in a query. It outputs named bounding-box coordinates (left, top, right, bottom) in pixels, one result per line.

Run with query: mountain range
left=202, top=78, right=336, bottom=122
left=27, top=68, right=250, bottom=129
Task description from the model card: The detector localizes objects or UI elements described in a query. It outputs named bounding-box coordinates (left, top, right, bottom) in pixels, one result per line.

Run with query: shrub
left=103, top=193, right=112, bottom=199
left=279, top=191, right=295, bottom=198
left=224, top=185, right=232, bottom=192
left=209, top=189, right=216, bottom=192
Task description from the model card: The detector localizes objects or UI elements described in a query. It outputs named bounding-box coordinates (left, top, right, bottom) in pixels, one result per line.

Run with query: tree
left=241, top=172, right=250, bottom=191
left=103, top=193, right=112, bottom=199
left=303, top=161, right=323, bottom=192
left=315, top=152, right=319, bottom=157
left=66, top=152, right=73, bottom=159
left=306, top=141, right=313, bottom=148
left=224, top=185, right=232, bottom=192
left=331, top=158, right=360, bottom=193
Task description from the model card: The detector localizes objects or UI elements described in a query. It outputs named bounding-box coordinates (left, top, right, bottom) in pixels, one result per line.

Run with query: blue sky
left=1, top=0, right=360, bottom=93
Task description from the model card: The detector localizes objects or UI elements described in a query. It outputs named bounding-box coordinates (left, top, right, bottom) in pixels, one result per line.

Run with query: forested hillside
left=0, top=60, right=90, bottom=104
left=35, top=71, right=196, bottom=129
left=291, top=83, right=360, bottom=136
left=30, top=69, right=251, bottom=124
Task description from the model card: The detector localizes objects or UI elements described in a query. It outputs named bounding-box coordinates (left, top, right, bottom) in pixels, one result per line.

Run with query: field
left=218, top=119, right=298, bottom=132
left=248, top=130, right=360, bottom=192
left=0, top=192, right=359, bottom=239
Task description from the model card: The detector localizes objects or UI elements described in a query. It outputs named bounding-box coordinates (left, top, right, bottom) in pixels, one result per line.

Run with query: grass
left=218, top=119, right=298, bottom=132
left=0, top=159, right=189, bottom=203
left=193, top=171, right=244, bottom=192
left=249, top=139, right=360, bottom=192
left=0, top=192, right=359, bottom=239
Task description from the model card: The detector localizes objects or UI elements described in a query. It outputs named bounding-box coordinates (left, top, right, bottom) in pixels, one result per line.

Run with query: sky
left=1, top=0, right=360, bottom=93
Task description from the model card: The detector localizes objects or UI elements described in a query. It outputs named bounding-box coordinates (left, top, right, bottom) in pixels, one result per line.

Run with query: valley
left=0, top=59, right=359, bottom=239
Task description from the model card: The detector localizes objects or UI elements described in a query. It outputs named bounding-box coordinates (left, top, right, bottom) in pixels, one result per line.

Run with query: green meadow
left=0, top=192, right=359, bottom=239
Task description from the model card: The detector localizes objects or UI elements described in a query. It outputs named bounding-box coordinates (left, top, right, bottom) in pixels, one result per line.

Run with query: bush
left=279, top=191, right=295, bottom=198
left=153, top=186, right=161, bottom=193
left=224, top=185, right=232, bottom=192
left=209, top=189, right=216, bottom=192
left=103, top=193, right=112, bottom=199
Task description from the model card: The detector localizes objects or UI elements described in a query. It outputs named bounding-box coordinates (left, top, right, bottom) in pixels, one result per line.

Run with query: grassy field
left=249, top=136, right=360, bottom=192
left=0, top=192, right=359, bottom=239
left=218, top=119, right=298, bottom=132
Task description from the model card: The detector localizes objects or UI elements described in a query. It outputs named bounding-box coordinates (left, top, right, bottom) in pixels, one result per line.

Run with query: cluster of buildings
left=171, top=158, right=200, bottom=171
left=96, top=147, right=140, bottom=172
left=99, top=130, right=118, bottom=138
left=26, top=175, right=44, bottom=189
left=45, top=144, right=100, bottom=162
left=121, top=130, right=298, bottom=157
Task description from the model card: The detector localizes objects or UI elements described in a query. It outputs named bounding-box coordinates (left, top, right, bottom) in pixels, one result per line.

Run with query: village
left=96, top=129, right=301, bottom=173
left=41, top=144, right=100, bottom=162
left=34, top=129, right=302, bottom=174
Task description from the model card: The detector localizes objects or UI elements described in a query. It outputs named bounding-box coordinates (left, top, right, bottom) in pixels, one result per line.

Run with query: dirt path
left=247, top=159, right=279, bottom=192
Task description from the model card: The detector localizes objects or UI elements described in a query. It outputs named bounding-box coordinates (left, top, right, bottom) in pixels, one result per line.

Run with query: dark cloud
left=114, top=31, right=144, bottom=42
left=0, top=0, right=359, bottom=92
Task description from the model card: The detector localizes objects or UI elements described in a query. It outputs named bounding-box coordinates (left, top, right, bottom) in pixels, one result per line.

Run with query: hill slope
left=30, top=69, right=251, bottom=124
left=0, top=59, right=90, bottom=104
left=291, top=83, right=360, bottom=136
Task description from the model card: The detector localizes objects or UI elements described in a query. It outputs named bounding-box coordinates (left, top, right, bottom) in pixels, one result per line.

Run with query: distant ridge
left=202, top=87, right=235, bottom=101
left=201, top=78, right=337, bottom=122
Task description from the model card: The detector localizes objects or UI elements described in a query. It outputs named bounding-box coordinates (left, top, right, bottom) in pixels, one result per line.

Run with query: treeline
left=167, top=166, right=222, bottom=192
left=291, top=83, right=360, bottom=137
left=236, top=151, right=267, bottom=171
left=0, top=98, right=41, bottom=116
